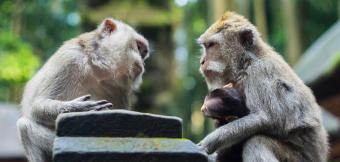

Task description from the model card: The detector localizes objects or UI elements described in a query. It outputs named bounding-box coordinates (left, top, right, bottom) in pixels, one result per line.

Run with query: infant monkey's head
left=201, top=84, right=249, bottom=127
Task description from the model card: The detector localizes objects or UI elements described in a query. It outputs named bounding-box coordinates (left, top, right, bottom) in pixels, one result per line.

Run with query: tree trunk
left=281, top=0, right=302, bottom=65
left=254, top=0, right=268, bottom=41
left=235, top=0, right=250, bottom=19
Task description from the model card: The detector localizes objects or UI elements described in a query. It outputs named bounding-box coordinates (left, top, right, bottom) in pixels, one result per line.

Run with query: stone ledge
left=53, top=137, right=208, bottom=162
left=56, top=110, right=182, bottom=138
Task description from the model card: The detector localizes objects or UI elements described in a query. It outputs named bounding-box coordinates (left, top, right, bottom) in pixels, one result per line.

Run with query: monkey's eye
left=204, top=41, right=217, bottom=49
left=136, top=40, right=148, bottom=59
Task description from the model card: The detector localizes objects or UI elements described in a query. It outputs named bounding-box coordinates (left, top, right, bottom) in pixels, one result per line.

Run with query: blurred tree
left=181, top=0, right=211, bottom=142
left=282, top=0, right=302, bottom=65
left=254, top=0, right=268, bottom=41
left=0, top=1, right=39, bottom=102
left=298, top=0, right=338, bottom=52
left=0, top=31, right=40, bottom=102
left=19, top=0, right=81, bottom=60
left=0, top=0, right=81, bottom=102
left=210, top=0, right=226, bottom=21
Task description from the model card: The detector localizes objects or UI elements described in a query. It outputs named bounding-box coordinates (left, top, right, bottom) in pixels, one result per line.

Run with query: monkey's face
left=198, top=33, right=229, bottom=90
left=198, top=12, right=258, bottom=90
left=95, top=19, right=150, bottom=90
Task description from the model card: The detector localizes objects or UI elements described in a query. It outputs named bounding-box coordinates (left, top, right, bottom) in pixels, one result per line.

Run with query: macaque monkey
left=201, top=83, right=248, bottom=127
left=197, top=12, right=328, bottom=162
left=201, top=83, right=248, bottom=162
left=17, top=18, right=149, bottom=162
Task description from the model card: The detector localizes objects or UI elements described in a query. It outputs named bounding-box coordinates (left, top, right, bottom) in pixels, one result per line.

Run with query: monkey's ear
left=98, top=18, right=117, bottom=35
left=239, top=29, right=255, bottom=49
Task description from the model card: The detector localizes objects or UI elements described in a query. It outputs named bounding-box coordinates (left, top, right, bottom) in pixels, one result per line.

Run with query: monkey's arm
left=31, top=95, right=112, bottom=127
left=198, top=77, right=318, bottom=154
left=198, top=112, right=267, bottom=154
left=198, top=78, right=282, bottom=154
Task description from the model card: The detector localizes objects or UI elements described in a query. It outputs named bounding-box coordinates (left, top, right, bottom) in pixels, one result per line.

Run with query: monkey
left=201, top=83, right=249, bottom=162
left=197, top=12, right=328, bottom=162
left=201, top=83, right=249, bottom=128
left=16, top=18, right=150, bottom=162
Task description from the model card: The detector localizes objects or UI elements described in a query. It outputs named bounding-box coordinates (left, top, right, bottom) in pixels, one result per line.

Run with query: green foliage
left=0, top=0, right=13, bottom=30
left=177, top=1, right=211, bottom=142
left=0, top=31, right=40, bottom=83
left=0, top=0, right=81, bottom=101
left=297, top=0, right=338, bottom=50
left=19, top=0, right=81, bottom=60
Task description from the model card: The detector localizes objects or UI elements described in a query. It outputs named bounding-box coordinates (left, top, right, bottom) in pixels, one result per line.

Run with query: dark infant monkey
left=201, top=84, right=249, bottom=162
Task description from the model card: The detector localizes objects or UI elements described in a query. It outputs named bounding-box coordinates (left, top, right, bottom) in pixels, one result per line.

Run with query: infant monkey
left=201, top=83, right=249, bottom=127
left=201, top=83, right=249, bottom=162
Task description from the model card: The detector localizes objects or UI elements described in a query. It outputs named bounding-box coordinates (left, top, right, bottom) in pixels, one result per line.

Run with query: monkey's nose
left=201, top=105, right=207, bottom=112
left=200, top=58, right=206, bottom=65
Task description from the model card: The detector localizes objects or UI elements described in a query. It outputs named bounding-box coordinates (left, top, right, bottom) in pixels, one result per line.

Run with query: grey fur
left=17, top=18, right=149, bottom=162
left=197, top=12, right=328, bottom=162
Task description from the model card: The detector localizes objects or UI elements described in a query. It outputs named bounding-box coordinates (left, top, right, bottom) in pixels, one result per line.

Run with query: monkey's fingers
left=74, top=94, right=91, bottom=101
left=94, top=100, right=110, bottom=105
left=83, top=100, right=109, bottom=108
left=223, top=83, right=233, bottom=88
left=82, top=100, right=109, bottom=109
left=197, top=142, right=210, bottom=154
left=92, top=103, right=113, bottom=111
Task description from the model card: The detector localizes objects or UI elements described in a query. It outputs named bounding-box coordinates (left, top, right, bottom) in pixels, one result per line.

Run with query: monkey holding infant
left=197, top=12, right=328, bottom=162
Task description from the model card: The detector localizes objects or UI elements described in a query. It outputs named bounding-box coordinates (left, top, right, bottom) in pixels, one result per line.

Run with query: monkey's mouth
left=202, top=68, right=223, bottom=80
left=129, top=62, right=143, bottom=80
left=223, top=115, right=239, bottom=122
left=209, top=114, right=239, bottom=122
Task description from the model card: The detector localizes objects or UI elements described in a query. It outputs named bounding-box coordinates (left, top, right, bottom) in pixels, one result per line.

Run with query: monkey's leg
left=242, top=135, right=300, bottom=162
left=17, top=117, right=54, bottom=162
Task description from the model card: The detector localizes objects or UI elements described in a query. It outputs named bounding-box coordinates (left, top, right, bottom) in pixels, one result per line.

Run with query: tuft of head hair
left=204, top=12, right=250, bottom=35
left=199, top=11, right=260, bottom=51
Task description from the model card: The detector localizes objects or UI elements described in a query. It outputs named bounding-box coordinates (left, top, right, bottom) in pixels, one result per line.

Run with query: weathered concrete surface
left=53, top=137, right=208, bottom=162
left=56, top=110, right=182, bottom=138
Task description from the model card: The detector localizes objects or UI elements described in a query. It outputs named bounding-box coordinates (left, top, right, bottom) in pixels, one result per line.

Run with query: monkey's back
left=243, top=50, right=328, bottom=161
left=21, top=40, right=93, bottom=118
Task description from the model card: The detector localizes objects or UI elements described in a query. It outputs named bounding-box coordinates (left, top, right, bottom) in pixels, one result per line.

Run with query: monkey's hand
left=61, top=95, right=113, bottom=113
left=198, top=113, right=266, bottom=154
left=197, top=136, right=219, bottom=154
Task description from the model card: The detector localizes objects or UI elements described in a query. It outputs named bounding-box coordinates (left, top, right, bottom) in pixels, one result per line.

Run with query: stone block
left=56, top=110, right=182, bottom=138
left=53, top=137, right=208, bottom=162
